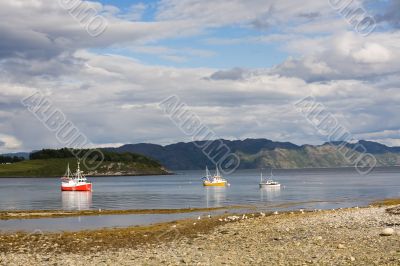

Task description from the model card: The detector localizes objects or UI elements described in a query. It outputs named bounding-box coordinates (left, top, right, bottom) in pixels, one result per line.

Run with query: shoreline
left=0, top=206, right=244, bottom=221
left=1, top=165, right=399, bottom=178
left=0, top=172, right=175, bottom=178
left=1, top=204, right=399, bottom=264
left=2, top=197, right=400, bottom=221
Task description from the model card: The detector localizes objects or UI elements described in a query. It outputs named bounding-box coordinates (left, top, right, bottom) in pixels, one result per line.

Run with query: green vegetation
left=30, top=148, right=161, bottom=167
left=0, top=149, right=168, bottom=177
left=0, top=155, right=25, bottom=164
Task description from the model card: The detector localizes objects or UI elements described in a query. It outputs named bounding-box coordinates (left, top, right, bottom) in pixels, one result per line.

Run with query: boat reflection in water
left=205, top=187, right=227, bottom=208
left=260, top=186, right=281, bottom=202
left=62, top=191, right=92, bottom=210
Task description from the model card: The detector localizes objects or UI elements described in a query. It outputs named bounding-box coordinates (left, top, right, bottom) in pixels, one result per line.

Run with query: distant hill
left=4, top=139, right=400, bottom=173
left=2, top=152, right=30, bottom=159
left=108, top=139, right=400, bottom=170
left=0, top=148, right=169, bottom=177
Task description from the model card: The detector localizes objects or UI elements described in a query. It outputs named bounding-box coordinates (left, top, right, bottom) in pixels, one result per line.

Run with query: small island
left=0, top=148, right=171, bottom=177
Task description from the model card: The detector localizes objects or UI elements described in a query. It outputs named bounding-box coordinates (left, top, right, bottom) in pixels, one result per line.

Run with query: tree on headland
left=0, top=156, right=25, bottom=164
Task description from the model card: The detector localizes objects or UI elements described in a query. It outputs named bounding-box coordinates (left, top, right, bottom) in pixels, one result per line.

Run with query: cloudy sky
left=1, top=0, right=400, bottom=153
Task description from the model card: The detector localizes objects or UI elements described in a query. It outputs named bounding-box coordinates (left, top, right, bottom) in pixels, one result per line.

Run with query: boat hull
left=61, top=183, right=92, bottom=191
left=259, top=183, right=281, bottom=188
left=203, top=181, right=228, bottom=187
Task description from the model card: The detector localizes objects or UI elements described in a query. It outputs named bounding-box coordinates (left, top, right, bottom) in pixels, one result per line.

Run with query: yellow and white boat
left=202, top=166, right=228, bottom=187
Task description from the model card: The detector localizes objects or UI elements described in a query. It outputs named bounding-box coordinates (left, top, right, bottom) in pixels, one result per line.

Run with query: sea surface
left=1, top=167, right=399, bottom=211
left=0, top=167, right=399, bottom=232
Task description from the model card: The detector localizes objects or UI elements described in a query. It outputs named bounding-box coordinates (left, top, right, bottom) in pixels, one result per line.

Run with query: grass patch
left=370, top=198, right=400, bottom=207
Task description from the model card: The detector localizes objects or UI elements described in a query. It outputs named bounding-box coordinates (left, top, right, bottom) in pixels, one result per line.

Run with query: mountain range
left=3, top=139, right=400, bottom=171
left=107, top=139, right=400, bottom=170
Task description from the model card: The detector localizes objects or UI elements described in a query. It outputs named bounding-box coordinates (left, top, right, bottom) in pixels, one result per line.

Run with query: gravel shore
left=1, top=206, right=400, bottom=265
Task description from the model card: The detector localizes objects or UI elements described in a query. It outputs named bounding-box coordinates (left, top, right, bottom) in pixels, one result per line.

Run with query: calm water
left=0, top=212, right=214, bottom=232
left=1, top=167, right=399, bottom=211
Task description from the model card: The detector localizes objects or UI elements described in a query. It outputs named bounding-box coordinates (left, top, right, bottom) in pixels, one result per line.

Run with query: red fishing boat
left=61, top=161, right=92, bottom=191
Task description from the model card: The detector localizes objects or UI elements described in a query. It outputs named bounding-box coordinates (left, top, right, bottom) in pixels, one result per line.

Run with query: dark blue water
left=0, top=167, right=399, bottom=211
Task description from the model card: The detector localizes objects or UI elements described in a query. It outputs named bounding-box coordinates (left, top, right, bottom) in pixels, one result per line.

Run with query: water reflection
left=62, top=192, right=92, bottom=210
left=1, top=167, right=400, bottom=211
left=260, top=186, right=281, bottom=202
left=205, top=187, right=227, bottom=208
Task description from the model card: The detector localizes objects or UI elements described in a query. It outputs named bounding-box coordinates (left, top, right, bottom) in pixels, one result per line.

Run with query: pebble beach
left=1, top=205, right=400, bottom=265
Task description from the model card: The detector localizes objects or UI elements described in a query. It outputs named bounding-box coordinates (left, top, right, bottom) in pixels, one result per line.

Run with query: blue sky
left=94, top=0, right=290, bottom=68
left=100, top=29, right=289, bottom=69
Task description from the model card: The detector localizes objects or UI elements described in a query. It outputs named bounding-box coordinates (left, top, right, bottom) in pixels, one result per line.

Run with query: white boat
left=259, top=169, right=281, bottom=188
left=202, top=166, right=228, bottom=187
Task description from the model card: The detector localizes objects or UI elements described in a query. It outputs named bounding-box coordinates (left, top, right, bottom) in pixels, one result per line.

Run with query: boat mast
left=67, top=163, right=71, bottom=178
left=215, top=165, right=220, bottom=177
left=76, top=160, right=82, bottom=180
left=205, top=166, right=211, bottom=181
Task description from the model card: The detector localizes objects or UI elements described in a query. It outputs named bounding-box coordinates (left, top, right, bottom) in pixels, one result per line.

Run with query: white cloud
left=0, top=134, right=22, bottom=152
left=1, top=0, right=400, bottom=152
left=352, top=43, right=391, bottom=64
left=272, top=31, right=400, bottom=81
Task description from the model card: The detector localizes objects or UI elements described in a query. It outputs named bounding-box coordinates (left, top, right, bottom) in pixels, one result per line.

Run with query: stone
left=380, top=228, right=394, bottom=236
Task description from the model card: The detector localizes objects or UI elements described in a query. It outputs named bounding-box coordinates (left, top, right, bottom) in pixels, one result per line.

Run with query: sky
left=1, top=0, right=400, bottom=153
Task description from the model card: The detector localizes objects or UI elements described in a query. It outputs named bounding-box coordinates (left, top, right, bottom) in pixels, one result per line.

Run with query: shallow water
left=0, top=212, right=212, bottom=232
left=1, top=167, right=399, bottom=232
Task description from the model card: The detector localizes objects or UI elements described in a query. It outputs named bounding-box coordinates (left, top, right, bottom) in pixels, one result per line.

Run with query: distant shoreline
left=175, top=165, right=400, bottom=172
left=1, top=165, right=399, bottom=178
left=0, top=172, right=175, bottom=178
